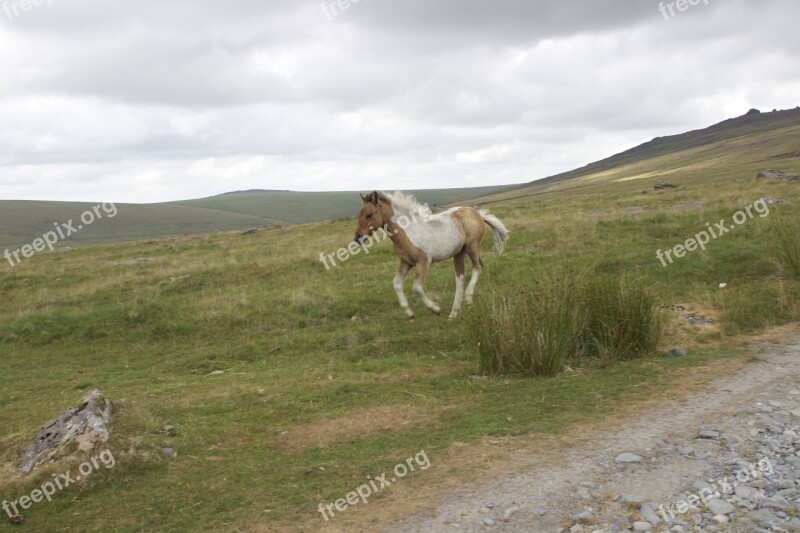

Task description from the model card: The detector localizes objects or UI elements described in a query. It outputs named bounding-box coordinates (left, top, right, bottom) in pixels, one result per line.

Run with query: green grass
left=769, top=210, right=800, bottom=280
left=470, top=274, right=661, bottom=376
left=2, top=123, right=800, bottom=530
left=469, top=274, right=585, bottom=377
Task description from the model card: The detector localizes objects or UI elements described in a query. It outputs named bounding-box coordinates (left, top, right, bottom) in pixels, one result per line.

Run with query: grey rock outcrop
left=18, top=389, right=112, bottom=473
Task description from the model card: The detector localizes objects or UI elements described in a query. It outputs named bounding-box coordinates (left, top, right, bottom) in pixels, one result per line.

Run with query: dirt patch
left=276, top=405, right=459, bottom=451
left=659, top=302, right=724, bottom=350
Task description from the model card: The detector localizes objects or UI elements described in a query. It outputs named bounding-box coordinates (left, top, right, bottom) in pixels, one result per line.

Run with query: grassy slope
left=0, top=185, right=514, bottom=250
left=1, top=116, right=799, bottom=531
left=470, top=108, right=800, bottom=206
left=531, top=108, right=800, bottom=187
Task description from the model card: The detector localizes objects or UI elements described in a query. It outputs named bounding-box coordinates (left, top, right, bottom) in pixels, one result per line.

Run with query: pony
left=354, top=191, right=508, bottom=320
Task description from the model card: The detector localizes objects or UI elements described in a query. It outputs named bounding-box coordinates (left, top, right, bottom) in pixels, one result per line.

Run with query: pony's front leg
left=413, top=261, right=441, bottom=315
left=393, top=262, right=415, bottom=320
left=449, top=250, right=466, bottom=320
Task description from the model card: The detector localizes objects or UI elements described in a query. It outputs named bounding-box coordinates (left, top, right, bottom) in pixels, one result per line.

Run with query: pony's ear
left=363, top=191, right=383, bottom=204
left=360, top=193, right=366, bottom=203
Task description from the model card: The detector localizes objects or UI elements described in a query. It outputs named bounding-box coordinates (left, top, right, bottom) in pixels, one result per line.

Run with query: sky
left=0, top=0, right=798, bottom=203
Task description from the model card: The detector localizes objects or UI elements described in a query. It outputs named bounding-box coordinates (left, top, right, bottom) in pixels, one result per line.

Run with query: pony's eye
left=366, top=214, right=372, bottom=219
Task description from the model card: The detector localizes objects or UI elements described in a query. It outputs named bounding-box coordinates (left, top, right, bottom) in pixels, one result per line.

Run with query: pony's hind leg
left=449, top=249, right=466, bottom=320
left=412, top=260, right=441, bottom=315
left=392, top=261, right=414, bottom=320
left=393, top=261, right=415, bottom=320
left=465, top=245, right=484, bottom=305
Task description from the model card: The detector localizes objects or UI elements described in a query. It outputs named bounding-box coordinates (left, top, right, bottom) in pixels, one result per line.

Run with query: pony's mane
left=385, top=191, right=432, bottom=216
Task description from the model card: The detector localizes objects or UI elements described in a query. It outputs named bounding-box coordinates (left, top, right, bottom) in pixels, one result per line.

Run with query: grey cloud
left=0, top=0, right=798, bottom=202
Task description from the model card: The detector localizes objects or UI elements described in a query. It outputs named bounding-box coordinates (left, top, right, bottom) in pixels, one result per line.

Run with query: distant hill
left=216, top=189, right=291, bottom=196
left=0, top=185, right=514, bottom=249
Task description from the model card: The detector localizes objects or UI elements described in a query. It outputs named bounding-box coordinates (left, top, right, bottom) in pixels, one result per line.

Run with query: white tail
left=478, top=209, right=509, bottom=254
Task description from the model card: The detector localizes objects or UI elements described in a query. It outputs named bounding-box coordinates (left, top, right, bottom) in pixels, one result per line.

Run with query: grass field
left=1, top=113, right=799, bottom=531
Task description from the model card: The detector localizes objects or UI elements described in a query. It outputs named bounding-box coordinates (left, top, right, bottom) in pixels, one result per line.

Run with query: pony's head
left=354, top=191, right=393, bottom=243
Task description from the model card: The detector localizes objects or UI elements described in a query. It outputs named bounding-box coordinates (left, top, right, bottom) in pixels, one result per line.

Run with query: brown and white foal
left=354, top=191, right=508, bottom=320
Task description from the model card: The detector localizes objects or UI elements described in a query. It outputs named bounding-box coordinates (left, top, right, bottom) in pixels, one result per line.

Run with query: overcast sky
left=0, top=0, right=798, bottom=203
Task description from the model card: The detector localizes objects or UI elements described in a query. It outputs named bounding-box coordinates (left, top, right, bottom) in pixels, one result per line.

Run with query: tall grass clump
left=470, top=277, right=585, bottom=377
left=468, top=272, right=661, bottom=377
left=770, top=215, right=800, bottom=280
left=583, top=277, right=661, bottom=363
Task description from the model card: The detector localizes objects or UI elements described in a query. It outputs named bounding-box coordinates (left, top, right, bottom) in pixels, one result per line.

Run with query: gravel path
left=387, top=339, right=800, bottom=533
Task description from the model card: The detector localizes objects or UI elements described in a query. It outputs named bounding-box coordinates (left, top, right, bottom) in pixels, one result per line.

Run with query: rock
left=673, top=201, right=705, bottom=210
left=481, top=516, right=495, bottom=527
left=712, top=514, right=729, bottom=523
left=18, top=389, right=112, bottom=473
left=707, top=499, right=734, bottom=515
left=723, top=434, right=741, bottom=445
left=759, top=197, right=788, bottom=205
left=632, top=522, right=652, bottom=531
left=693, top=480, right=712, bottom=491
left=750, top=508, right=776, bottom=522
left=164, top=424, right=177, bottom=437
left=207, top=370, right=225, bottom=376
left=615, top=453, right=643, bottom=463
left=667, top=349, right=688, bottom=358
left=570, top=510, right=593, bottom=521
left=686, top=315, right=713, bottom=326
left=756, top=170, right=800, bottom=181
left=241, top=228, right=258, bottom=235
left=502, top=506, right=519, bottom=520
left=697, top=430, right=720, bottom=439
left=735, top=485, right=761, bottom=501
left=640, top=504, right=660, bottom=525
left=162, top=447, right=178, bottom=458
left=622, top=494, right=646, bottom=504
left=762, top=495, right=789, bottom=509
left=746, top=108, right=761, bottom=115
left=8, top=515, right=24, bottom=525
left=654, top=181, right=678, bottom=190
